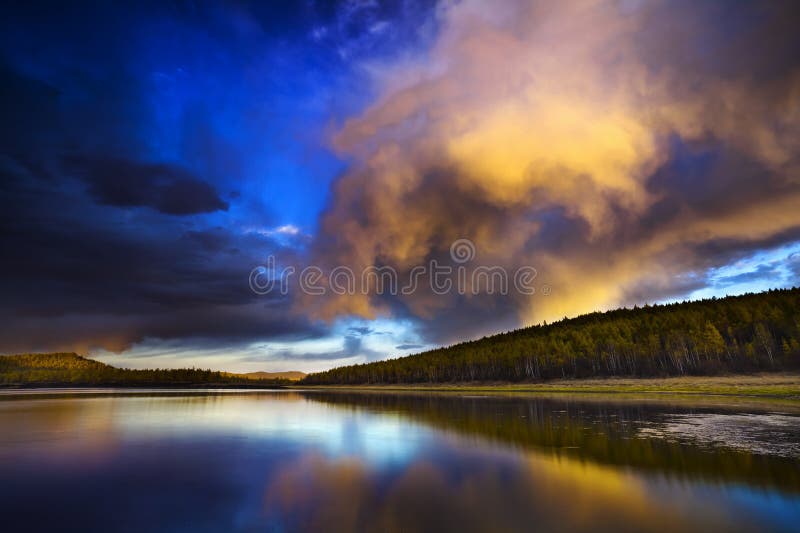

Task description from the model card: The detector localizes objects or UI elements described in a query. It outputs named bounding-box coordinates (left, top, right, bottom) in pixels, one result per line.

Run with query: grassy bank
left=296, top=373, right=800, bottom=399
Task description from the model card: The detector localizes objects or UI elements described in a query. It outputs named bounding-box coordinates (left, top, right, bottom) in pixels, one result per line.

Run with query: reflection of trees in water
left=301, top=392, right=800, bottom=492
left=261, top=452, right=721, bottom=533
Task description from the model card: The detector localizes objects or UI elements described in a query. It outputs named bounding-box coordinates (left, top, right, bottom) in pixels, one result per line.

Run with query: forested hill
left=302, top=288, right=800, bottom=385
left=0, top=353, right=288, bottom=387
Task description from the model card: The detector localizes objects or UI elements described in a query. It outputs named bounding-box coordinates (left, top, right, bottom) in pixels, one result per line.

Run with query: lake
left=0, top=390, right=798, bottom=532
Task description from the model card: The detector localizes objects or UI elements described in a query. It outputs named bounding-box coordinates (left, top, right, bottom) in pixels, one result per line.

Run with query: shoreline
left=294, top=373, right=800, bottom=400
left=0, top=383, right=288, bottom=390
left=1, top=374, right=798, bottom=402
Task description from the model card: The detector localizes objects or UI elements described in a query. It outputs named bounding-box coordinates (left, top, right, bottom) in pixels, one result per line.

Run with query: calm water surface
left=0, top=390, right=798, bottom=532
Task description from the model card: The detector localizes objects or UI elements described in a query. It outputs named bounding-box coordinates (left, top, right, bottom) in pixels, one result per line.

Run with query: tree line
left=0, top=352, right=288, bottom=387
left=303, top=288, right=800, bottom=384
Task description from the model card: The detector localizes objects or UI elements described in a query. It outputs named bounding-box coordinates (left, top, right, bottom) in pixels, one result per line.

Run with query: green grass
left=296, top=373, right=800, bottom=400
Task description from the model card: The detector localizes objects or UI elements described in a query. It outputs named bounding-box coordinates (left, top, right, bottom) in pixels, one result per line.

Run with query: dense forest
left=0, top=353, right=288, bottom=387
left=303, top=288, right=800, bottom=384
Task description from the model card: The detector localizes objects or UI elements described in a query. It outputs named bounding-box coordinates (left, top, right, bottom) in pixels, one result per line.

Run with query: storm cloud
left=1, top=0, right=799, bottom=368
left=302, top=0, right=800, bottom=342
left=65, top=155, right=229, bottom=215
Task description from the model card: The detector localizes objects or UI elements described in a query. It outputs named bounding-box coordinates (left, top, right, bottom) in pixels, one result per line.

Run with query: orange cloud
left=301, top=0, right=800, bottom=338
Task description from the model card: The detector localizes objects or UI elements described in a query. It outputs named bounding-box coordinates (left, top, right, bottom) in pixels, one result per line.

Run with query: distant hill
left=0, top=353, right=289, bottom=388
left=303, top=288, right=800, bottom=385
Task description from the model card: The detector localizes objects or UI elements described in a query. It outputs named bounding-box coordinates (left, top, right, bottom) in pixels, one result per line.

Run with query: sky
left=1, top=0, right=799, bottom=373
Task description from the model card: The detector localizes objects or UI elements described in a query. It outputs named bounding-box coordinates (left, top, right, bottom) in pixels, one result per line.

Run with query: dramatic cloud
left=65, top=155, right=229, bottom=215
left=0, top=0, right=443, bottom=367
left=0, top=195, right=317, bottom=353
left=1, top=1, right=798, bottom=368
left=304, top=0, right=800, bottom=341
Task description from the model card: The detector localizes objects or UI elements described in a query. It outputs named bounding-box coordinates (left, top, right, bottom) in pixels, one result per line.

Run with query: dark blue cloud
left=64, top=155, right=228, bottom=215
left=395, top=344, right=423, bottom=350
left=713, top=264, right=783, bottom=287
left=0, top=1, right=439, bottom=356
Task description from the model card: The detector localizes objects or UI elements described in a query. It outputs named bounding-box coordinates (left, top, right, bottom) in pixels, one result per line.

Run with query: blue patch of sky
left=688, top=241, right=800, bottom=301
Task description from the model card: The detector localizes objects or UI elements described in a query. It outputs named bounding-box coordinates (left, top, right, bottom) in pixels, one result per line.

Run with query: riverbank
left=295, top=373, right=800, bottom=399
left=0, top=382, right=287, bottom=389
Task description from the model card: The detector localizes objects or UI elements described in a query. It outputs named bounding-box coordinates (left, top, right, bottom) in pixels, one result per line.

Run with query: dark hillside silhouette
left=303, top=289, right=800, bottom=384
left=0, top=353, right=287, bottom=387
